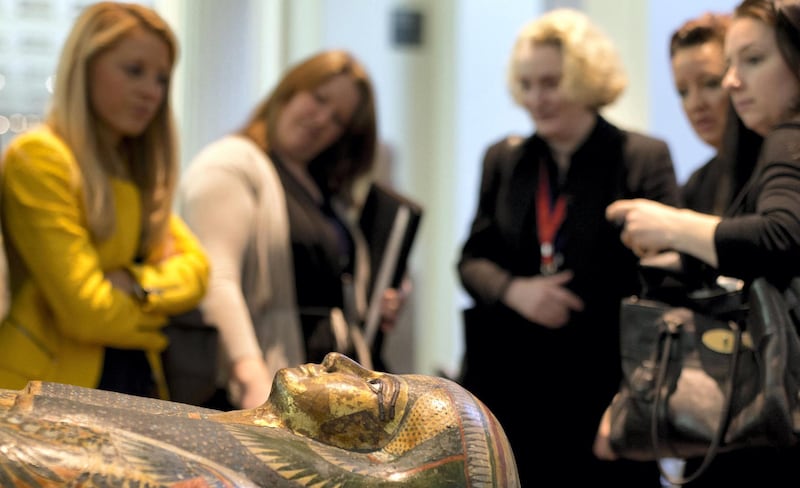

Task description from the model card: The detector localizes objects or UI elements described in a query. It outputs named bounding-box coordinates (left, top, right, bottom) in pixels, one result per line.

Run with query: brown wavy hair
left=239, top=50, right=377, bottom=202
left=670, top=12, right=731, bottom=58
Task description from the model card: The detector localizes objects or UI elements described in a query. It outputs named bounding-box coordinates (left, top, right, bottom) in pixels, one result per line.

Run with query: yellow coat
left=0, top=128, right=209, bottom=398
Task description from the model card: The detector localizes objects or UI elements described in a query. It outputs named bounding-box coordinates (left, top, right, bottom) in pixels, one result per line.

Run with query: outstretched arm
left=606, top=199, right=721, bottom=266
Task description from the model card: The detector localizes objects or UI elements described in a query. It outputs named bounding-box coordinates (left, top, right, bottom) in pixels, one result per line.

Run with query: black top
left=676, top=123, right=800, bottom=488
left=715, top=120, right=800, bottom=284
left=682, top=111, right=762, bottom=216
left=273, top=156, right=354, bottom=363
left=459, top=116, right=679, bottom=313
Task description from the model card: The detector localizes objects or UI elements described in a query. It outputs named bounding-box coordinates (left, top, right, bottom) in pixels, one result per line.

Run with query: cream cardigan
left=179, top=135, right=371, bottom=395
left=179, top=135, right=303, bottom=393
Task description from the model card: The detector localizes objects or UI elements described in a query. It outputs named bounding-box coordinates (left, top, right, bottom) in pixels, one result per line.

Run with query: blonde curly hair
left=507, top=8, right=627, bottom=110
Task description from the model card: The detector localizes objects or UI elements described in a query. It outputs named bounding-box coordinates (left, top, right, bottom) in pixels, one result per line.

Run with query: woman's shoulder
left=189, top=135, right=265, bottom=168
left=592, top=117, right=670, bottom=159
left=683, top=155, right=719, bottom=185
left=184, top=135, right=271, bottom=183
left=181, top=135, right=278, bottom=201
left=5, top=125, right=70, bottom=156
left=3, top=126, right=75, bottom=176
left=762, top=119, right=800, bottom=162
left=482, top=134, right=529, bottom=161
left=619, top=127, right=670, bottom=154
left=487, top=134, right=526, bottom=151
left=768, top=119, right=800, bottom=138
left=477, top=135, right=531, bottom=177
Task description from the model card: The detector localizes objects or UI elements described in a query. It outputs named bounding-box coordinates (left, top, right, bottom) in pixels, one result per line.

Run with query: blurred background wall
left=0, top=0, right=741, bottom=376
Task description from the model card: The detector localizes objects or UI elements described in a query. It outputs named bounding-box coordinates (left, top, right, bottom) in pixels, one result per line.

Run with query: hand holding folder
left=358, top=183, right=423, bottom=348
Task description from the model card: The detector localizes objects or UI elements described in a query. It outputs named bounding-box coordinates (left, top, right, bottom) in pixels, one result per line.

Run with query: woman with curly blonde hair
left=457, top=8, right=679, bottom=486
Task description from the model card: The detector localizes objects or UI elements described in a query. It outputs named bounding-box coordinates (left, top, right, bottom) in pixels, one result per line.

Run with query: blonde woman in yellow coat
left=0, top=2, right=209, bottom=399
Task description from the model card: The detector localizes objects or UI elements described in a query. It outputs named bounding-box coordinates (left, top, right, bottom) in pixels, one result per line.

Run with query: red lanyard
left=536, top=161, right=566, bottom=275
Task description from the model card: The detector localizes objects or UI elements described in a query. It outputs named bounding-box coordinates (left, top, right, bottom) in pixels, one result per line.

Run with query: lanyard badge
left=536, top=162, right=566, bottom=275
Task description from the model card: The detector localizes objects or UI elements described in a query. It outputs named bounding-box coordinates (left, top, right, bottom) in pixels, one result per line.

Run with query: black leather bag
left=161, top=308, right=219, bottom=406
left=607, top=277, right=800, bottom=485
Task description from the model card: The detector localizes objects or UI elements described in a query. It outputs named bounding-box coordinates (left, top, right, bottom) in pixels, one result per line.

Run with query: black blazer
left=459, top=116, right=679, bottom=313
left=715, top=120, right=800, bottom=284
left=457, top=116, right=679, bottom=386
left=456, top=116, right=679, bottom=488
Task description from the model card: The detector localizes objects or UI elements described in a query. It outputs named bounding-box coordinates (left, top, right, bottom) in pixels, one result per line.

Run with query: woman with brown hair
left=181, top=50, right=404, bottom=410
left=670, top=12, right=763, bottom=217
left=599, top=1, right=800, bottom=484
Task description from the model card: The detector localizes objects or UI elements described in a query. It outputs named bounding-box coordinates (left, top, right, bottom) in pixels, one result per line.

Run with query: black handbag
left=161, top=308, right=219, bottom=406
left=606, top=276, right=800, bottom=485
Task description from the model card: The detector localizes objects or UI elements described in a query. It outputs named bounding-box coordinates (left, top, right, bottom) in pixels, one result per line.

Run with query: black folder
left=359, top=182, right=423, bottom=347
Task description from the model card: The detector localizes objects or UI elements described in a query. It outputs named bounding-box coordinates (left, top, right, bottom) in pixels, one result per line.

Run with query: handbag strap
left=651, top=314, right=742, bottom=486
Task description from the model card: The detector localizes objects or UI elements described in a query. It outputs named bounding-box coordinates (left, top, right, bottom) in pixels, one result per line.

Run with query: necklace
left=535, top=161, right=566, bottom=275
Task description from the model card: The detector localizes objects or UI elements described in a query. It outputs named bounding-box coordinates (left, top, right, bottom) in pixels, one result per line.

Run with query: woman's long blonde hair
left=48, top=1, right=179, bottom=257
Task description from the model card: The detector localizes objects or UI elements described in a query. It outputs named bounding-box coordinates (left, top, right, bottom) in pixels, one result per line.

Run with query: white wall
left=156, top=0, right=285, bottom=168
left=451, top=1, right=545, bottom=376
left=318, top=0, right=461, bottom=375
left=453, top=0, right=541, bottom=276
